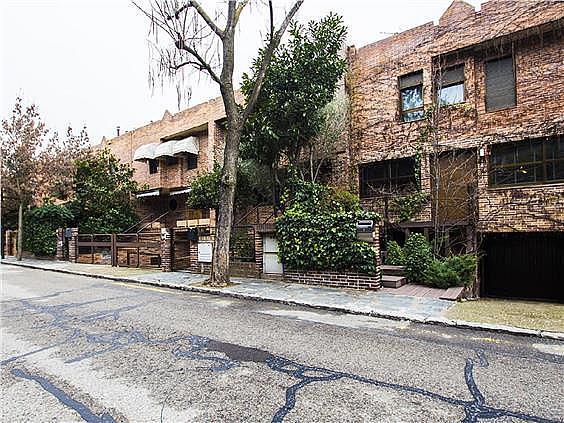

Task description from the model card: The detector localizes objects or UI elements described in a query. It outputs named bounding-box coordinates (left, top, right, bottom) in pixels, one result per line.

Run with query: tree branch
left=242, top=0, right=303, bottom=121
left=171, top=0, right=225, bottom=39
left=175, top=40, right=222, bottom=84
left=234, top=0, right=250, bottom=25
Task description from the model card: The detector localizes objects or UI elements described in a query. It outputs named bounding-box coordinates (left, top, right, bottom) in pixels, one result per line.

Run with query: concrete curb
left=3, top=260, right=563, bottom=341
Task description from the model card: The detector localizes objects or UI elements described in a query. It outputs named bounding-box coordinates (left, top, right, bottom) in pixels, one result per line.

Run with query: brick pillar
left=189, top=240, right=198, bottom=272
left=373, top=227, right=382, bottom=282
left=254, top=228, right=263, bottom=275
left=160, top=228, right=172, bottom=272
left=55, top=228, right=65, bottom=260
left=68, top=228, right=78, bottom=263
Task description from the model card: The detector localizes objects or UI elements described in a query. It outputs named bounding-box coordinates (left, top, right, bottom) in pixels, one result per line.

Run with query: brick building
left=100, top=0, right=563, bottom=299
left=99, top=95, right=229, bottom=229
left=344, top=0, right=564, bottom=300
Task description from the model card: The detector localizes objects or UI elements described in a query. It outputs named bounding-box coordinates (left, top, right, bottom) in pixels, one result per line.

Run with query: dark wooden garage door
left=481, top=232, right=564, bottom=302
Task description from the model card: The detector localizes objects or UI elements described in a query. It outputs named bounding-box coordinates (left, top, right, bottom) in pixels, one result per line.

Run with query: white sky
left=1, top=0, right=485, bottom=145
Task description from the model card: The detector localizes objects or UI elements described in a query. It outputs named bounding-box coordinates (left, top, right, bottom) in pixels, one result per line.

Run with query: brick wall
left=283, top=270, right=381, bottom=291
left=99, top=96, right=232, bottom=189
left=346, top=1, right=564, bottom=232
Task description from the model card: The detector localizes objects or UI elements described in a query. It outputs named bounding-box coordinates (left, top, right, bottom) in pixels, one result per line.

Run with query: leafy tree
left=186, top=163, right=222, bottom=211
left=242, top=13, right=347, bottom=201
left=276, top=178, right=379, bottom=274
left=23, top=203, right=73, bottom=256
left=69, top=149, right=138, bottom=233
left=187, top=161, right=271, bottom=211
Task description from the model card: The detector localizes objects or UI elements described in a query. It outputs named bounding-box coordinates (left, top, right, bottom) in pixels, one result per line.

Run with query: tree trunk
left=16, top=201, right=23, bottom=261
left=210, top=120, right=242, bottom=286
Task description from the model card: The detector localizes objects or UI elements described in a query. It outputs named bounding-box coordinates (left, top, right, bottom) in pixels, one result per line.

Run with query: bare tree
left=308, top=94, right=350, bottom=183
left=134, top=0, right=303, bottom=286
left=1, top=98, right=47, bottom=260
left=39, top=126, right=91, bottom=201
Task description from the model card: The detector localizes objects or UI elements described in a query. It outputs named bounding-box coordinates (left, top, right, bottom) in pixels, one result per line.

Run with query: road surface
left=1, top=265, right=563, bottom=422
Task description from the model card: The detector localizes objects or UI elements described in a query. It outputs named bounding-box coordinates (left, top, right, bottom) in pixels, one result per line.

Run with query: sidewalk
left=2, top=257, right=562, bottom=340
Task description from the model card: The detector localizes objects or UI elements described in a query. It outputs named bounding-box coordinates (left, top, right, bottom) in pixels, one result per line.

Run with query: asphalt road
left=1, top=265, right=563, bottom=423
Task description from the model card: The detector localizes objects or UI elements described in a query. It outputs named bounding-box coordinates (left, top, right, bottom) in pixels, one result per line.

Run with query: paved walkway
left=2, top=257, right=562, bottom=339
left=1, top=258, right=452, bottom=321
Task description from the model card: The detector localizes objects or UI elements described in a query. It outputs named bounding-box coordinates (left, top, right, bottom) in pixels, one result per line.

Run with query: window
left=360, top=157, right=417, bottom=197
left=148, top=159, right=159, bottom=174
left=399, top=71, right=424, bottom=122
left=186, top=154, right=198, bottom=170
left=437, top=64, right=464, bottom=105
left=489, top=136, right=564, bottom=186
left=485, top=56, right=516, bottom=111
left=164, top=156, right=179, bottom=166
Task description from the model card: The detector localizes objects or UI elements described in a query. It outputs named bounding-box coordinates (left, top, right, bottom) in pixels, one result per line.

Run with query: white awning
left=133, top=143, right=158, bottom=161
left=170, top=188, right=191, bottom=196
left=133, top=137, right=199, bottom=162
left=136, top=189, right=161, bottom=198
left=154, top=141, right=175, bottom=158
left=172, top=136, right=199, bottom=155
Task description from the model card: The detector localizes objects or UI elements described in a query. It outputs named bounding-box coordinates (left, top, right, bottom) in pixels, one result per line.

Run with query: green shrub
left=385, top=240, right=406, bottom=266
left=403, top=233, right=433, bottom=284
left=444, top=254, right=477, bottom=286
left=390, top=191, right=430, bottom=222
left=276, top=180, right=380, bottom=274
left=425, top=259, right=460, bottom=288
left=330, top=189, right=360, bottom=212
left=23, top=203, right=73, bottom=256
left=424, top=254, right=477, bottom=288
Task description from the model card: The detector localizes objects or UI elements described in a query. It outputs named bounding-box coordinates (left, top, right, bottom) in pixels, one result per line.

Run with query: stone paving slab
left=2, top=258, right=563, bottom=340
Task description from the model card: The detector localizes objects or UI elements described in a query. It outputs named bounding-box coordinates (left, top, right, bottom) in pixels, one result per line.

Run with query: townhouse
left=101, top=0, right=563, bottom=300
left=344, top=0, right=564, bottom=300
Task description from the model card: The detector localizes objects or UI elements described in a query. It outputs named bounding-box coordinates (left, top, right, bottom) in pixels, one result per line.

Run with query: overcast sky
left=1, top=0, right=485, bottom=145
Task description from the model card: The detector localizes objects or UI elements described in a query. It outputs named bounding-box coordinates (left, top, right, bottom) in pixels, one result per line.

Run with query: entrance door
left=263, top=236, right=283, bottom=274
left=432, top=149, right=477, bottom=222
left=481, top=232, right=564, bottom=301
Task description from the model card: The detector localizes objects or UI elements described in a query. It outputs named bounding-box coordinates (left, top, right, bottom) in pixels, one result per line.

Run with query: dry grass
left=446, top=298, right=564, bottom=332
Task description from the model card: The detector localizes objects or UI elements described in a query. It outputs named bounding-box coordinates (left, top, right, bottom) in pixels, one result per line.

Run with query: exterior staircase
left=380, top=265, right=408, bottom=288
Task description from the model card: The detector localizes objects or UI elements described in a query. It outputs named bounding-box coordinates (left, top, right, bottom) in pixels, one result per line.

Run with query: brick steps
left=380, top=265, right=406, bottom=277
left=381, top=274, right=408, bottom=288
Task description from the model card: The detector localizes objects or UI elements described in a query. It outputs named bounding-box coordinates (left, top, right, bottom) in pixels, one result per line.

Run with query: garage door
left=481, top=232, right=564, bottom=302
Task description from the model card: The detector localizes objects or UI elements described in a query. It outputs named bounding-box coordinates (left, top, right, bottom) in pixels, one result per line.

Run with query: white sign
left=198, top=241, right=213, bottom=263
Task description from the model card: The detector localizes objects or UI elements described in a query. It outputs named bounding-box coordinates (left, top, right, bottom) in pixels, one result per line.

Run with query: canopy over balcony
left=133, top=136, right=199, bottom=162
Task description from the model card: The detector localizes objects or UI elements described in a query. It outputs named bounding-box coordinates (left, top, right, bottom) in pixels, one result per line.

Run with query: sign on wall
left=198, top=241, right=213, bottom=263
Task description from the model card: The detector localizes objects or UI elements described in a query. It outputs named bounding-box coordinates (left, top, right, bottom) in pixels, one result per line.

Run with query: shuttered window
left=360, top=157, right=417, bottom=197
left=489, top=135, right=564, bottom=186
left=438, top=64, right=465, bottom=105
left=399, top=71, right=424, bottom=122
left=485, top=56, right=516, bottom=111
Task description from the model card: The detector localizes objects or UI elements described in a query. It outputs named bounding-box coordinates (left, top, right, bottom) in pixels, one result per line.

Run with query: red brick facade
left=345, top=0, right=564, bottom=233
left=101, top=95, right=239, bottom=229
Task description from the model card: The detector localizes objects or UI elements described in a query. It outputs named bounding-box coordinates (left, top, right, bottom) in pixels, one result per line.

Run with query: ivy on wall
left=276, top=178, right=380, bottom=274
left=23, top=203, right=73, bottom=256
left=390, top=191, right=430, bottom=222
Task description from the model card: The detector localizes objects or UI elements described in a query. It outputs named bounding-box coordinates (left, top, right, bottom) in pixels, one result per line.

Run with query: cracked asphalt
left=1, top=265, right=563, bottom=422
